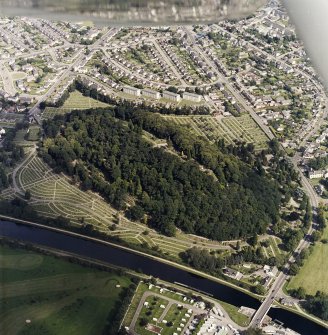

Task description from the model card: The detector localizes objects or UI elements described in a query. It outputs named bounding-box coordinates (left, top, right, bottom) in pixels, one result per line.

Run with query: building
left=264, top=265, right=279, bottom=277
left=308, top=169, right=326, bottom=179
left=182, top=92, right=202, bottom=103
left=123, top=85, right=141, bottom=96
left=163, top=90, right=181, bottom=102
left=142, top=88, right=161, bottom=99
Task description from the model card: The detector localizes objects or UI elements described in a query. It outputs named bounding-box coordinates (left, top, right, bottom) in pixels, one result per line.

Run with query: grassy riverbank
left=0, top=243, right=132, bottom=335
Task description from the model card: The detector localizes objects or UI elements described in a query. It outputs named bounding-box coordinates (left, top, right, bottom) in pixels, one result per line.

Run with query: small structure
left=0, top=128, right=6, bottom=139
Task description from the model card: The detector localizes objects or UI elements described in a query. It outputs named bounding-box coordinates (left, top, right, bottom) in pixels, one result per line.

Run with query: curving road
left=184, top=25, right=323, bottom=328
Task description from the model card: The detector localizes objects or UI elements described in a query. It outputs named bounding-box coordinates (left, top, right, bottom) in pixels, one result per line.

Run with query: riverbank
left=0, top=241, right=134, bottom=335
left=0, top=214, right=261, bottom=300
left=0, top=217, right=327, bottom=334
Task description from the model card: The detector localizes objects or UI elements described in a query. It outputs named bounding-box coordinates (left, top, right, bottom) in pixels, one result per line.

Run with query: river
left=0, top=220, right=327, bottom=335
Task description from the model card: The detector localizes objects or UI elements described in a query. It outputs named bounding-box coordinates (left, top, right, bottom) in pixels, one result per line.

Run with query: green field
left=26, top=126, right=40, bottom=141
left=163, top=114, right=268, bottom=150
left=218, top=300, right=250, bottom=327
left=0, top=243, right=132, bottom=335
left=287, top=226, right=328, bottom=295
left=42, top=91, right=110, bottom=120
left=11, top=72, right=27, bottom=80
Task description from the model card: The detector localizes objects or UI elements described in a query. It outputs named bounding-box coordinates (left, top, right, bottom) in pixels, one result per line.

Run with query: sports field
left=163, top=114, right=268, bottom=150
left=287, top=226, right=328, bottom=295
left=0, top=244, right=132, bottom=335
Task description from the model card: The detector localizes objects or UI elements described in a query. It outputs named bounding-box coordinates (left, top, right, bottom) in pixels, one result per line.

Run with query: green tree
left=24, top=190, right=32, bottom=200
left=289, top=263, right=300, bottom=276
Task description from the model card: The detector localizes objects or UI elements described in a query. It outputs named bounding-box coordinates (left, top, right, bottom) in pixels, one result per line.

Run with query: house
left=263, top=265, right=279, bottom=277
left=308, top=169, right=326, bottom=179
left=163, top=90, right=181, bottom=102
left=223, top=268, right=243, bottom=280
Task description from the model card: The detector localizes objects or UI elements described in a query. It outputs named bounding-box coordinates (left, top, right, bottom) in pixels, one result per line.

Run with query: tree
left=139, top=318, right=148, bottom=327
left=289, top=263, right=300, bottom=276
left=312, top=231, right=322, bottom=242
left=24, top=190, right=32, bottom=200
left=41, top=103, right=281, bottom=242
left=249, top=234, right=258, bottom=247
left=304, top=291, right=328, bottom=321
left=294, top=287, right=306, bottom=300
left=253, top=284, right=265, bottom=295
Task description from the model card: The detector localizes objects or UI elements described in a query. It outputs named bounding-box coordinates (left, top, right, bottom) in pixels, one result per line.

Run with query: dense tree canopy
left=304, top=291, right=328, bottom=321
left=41, top=108, right=281, bottom=241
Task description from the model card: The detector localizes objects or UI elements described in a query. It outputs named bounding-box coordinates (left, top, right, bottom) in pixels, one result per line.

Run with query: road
left=0, top=61, right=17, bottom=96
left=183, top=27, right=274, bottom=140
left=215, top=25, right=328, bottom=145
left=251, top=156, right=319, bottom=327
left=11, top=145, right=36, bottom=195
left=28, top=27, right=120, bottom=123
left=184, top=25, right=323, bottom=328
left=128, top=290, right=243, bottom=335
left=151, top=39, right=187, bottom=86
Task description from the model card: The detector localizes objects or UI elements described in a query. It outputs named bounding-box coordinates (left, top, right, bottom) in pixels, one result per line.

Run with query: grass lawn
left=14, top=129, right=30, bottom=146
left=0, top=244, right=132, bottom=335
left=11, top=72, right=27, bottom=80
left=62, top=91, right=110, bottom=110
left=163, top=114, right=268, bottom=150
left=287, top=225, right=328, bottom=295
left=42, top=91, right=110, bottom=120
left=218, top=300, right=250, bottom=327
left=27, top=126, right=40, bottom=141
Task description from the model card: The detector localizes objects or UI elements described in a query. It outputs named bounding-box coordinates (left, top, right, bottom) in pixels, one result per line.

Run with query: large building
left=163, top=90, right=181, bottom=102
left=142, top=88, right=161, bottom=99
left=182, top=92, right=202, bottom=103
left=123, top=85, right=141, bottom=96
left=308, top=169, right=328, bottom=179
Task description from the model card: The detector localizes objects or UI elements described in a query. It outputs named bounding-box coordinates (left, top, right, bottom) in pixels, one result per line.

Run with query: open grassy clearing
left=0, top=244, right=132, bottom=335
left=261, top=236, right=287, bottom=259
left=62, top=91, right=110, bottom=110
left=163, top=114, right=268, bottom=150
left=13, top=129, right=35, bottom=147
left=11, top=72, right=27, bottom=80
left=13, top=155, right=229, bottom=259
left=287, top=224, right=328, bottom=295
left=26, top=125, right=40, bottom=141
left=41, top=91, right=110, bottom=120
left=219, top=300, right=250, bottom=327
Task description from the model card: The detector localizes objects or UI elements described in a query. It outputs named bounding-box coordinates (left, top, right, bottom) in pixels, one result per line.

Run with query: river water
left=0, top=220, right=327, bottom=334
